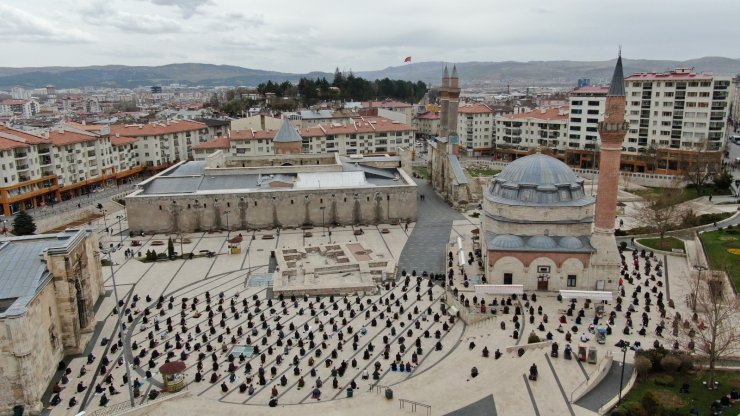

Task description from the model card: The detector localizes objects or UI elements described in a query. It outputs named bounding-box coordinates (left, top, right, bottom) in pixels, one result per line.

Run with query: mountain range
left=0, top=57, right=738, bottom=90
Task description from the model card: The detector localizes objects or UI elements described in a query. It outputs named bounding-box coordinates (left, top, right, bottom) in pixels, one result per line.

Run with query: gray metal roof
left=486, top=153, right=593, bottom=207
left=200, top=174, right=261, bottom=191
left=447, top=155, right=468, bottom=185
left=144, top=176, right=203, bottom=194
left=607, top=54, right=625, bottom=97
left=164, top=161, right=207, bottom=176
left=0, top=231, right=82, bottom=317
left=343, top=163, right=399, bottom=180
left=485, top=231, right=594, bottom=253
left=274, top=118, right=303, bottom=143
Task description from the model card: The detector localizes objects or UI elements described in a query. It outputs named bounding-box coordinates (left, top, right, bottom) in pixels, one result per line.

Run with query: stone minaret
left=448, top=65, right=461, bottom=155
left=439, top=65, right=450, bottom=138
left=594, top=53, right=627, bottom=233
left=589, top=52, right=627, bottom=292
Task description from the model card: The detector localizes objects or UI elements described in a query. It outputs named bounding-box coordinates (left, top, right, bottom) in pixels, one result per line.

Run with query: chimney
left=260, top=114, right=266, bottom=130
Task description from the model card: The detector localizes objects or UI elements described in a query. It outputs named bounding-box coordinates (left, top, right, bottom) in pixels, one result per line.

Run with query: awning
left=474, top=284, right=524, bottom=296
left=559, top=290, right=613, bottom=301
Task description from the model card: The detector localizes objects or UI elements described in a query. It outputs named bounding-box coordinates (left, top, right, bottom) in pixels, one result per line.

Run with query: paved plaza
left=40, top=180, right=715, bottom=416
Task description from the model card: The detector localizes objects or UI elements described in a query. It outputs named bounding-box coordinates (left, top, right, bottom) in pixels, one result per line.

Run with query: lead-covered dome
left=486, top=153, right=593, bottom=207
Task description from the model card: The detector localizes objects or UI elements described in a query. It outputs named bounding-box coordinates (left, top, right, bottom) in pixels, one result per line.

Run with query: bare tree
left=681, top=140, right=722, bottom=195
left=636, top=188, right=686, bottom=249
left=688, top=273, right=740, bottom=389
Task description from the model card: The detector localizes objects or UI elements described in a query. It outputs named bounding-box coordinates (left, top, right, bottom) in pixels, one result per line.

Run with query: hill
left=1, top=57, right=738, bottom=89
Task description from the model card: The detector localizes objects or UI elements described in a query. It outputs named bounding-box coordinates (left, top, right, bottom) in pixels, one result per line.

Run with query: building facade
left=457, top=103, right=495, bottom=155
left=493, top=107, right=569, bottom=160
left=110, top=120, right=212, bottom=167
left=0, top=229, right=104, bottom=415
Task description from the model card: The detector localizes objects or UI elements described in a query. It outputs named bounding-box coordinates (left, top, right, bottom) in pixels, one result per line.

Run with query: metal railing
left=399, top=398, right=432, bottom=416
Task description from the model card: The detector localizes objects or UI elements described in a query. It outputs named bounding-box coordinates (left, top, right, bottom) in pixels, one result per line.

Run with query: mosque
left=479, top=55, right=627, bottom=293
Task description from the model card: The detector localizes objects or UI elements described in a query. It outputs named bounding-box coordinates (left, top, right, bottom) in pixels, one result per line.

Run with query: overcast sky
left=1, top=0, right=738, bottom=72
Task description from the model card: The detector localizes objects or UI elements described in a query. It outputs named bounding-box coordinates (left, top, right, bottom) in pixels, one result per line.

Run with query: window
left=537, top=265, right=551, bottom=274
left=567, top=275, right=577, bottom=287
left=503, top=273, right=513, bottom=285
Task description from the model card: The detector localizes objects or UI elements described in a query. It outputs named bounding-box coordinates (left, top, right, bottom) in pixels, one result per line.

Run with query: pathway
left=574, top=361, right=634, bottom=413
left=396, top=179, right=464, bottom=278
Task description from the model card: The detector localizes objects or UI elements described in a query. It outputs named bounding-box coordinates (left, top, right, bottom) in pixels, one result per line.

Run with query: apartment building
left=48, top=126, right=117, bottom=195
left=457, top=103, right=494, bottom=155
left=568, top=87, right=608, bottom=150
left=363, top=101, right=413, bottom=125
left=0, top=99, right=40, bottom=119
left=493, top=107, right=569, bottom=160
left=414, top=111, right=440, bottom=138
left=110, top=120, right=211, bottom=167
left=0, top=126, right=57, bottom=215
left=193, top=116, right=415, bottom=159
left=621, top=68, right=731, bottom=173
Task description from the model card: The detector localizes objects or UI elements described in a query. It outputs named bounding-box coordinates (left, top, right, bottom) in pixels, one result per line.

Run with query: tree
left=681, top=141, right=721, bottom=195
left=167, top=237, right=175, bottom=259
left=712, top=169, right=733, bottom=191
left=636, top=189, right=685, bottom=248
left=12, top=210, right=36, bottom=235
left=687, top=272, right=740, bottom=389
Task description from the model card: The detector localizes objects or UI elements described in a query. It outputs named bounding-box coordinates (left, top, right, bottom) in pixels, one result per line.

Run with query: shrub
left=640, top=391, right=663, bottom=415
left=653, top=374, right=675, bottom=386
left=638, top=347, right=668, bottom=371
left=660, top=355, right=682, bottom=373
left=675, top=353, right=695, bottom=372
left=527, top=333, right=541, bottom=344
left=634, top=355, right=652, bottom=379
left=619, top=241, right=628, bottom=252
left=618, top=402, right=647, bottom=416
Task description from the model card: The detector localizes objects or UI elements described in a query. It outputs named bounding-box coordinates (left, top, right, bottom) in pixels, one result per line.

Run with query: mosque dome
left=486, top=153, right=592, bottom=207
left=558, top=236, right=585, bottom=250
left=489, top=234, right=525, bottom=249
left=526, top=235, right=558, bottom=249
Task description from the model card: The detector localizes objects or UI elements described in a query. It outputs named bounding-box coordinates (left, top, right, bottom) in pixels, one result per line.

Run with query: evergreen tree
left=167, top=237, right=175, bottom=258
left=12, top=210, right=36, bottom=236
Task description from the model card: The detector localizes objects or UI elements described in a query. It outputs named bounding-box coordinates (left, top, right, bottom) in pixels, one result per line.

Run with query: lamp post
left=693, top=265, right=707, bottom=311
left=116, top=215, right=124, bottom=245
left=618, top=340, right=631, bottom=406
left=319, top=206, right=326, bottom=237
left=224, top=210, right=231, bottom=238
left=102, top=248, right=135, bottom=407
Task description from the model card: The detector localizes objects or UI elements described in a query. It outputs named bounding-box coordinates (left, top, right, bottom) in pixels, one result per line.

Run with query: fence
left=570, top=350, right=614, bottom=403
left=85, top=388, right=189, bottom=416
left=399, top=398, right=432, bottom=416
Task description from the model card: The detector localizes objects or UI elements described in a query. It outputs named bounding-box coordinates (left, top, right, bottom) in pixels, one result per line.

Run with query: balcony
left=14, top=152, right=28, bottom=159
left=17, top=164, right=30, bottom=171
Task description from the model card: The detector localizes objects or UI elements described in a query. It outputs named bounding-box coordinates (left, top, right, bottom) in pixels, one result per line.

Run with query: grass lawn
left=637, top=236, right=686, bottom=252
left=414, top=166, right=429, bottom=179
left=615, top=370, right=740, bottom=415
left=634, top=185, right=732, bottom=204
left=700, top=229, right=740, bottom=290
left=467, top=167, right=500, bottom=177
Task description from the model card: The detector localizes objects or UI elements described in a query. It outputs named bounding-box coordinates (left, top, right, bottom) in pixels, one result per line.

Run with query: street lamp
left=693, top=265, right=707, bottom=311
left=618, top=340, right=631, bottom=406
left=224, top=210, right=231, bottom=238
left=319, top=206, right=326, bottom=237
left=116, top=215, right=124, bottom=245
left=101, top=248, right=135, bottom=407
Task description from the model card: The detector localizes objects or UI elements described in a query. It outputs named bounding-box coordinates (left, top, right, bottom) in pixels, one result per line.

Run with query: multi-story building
left=0, top=99, right=40, bottom=119
left=493, top=107, right=569, bottom=160
left=568, top=87, right=608, bottom=150
left=363, top=101, right=413, bottom=125
left=621, top=68, right=732, bottom=173
left=414, top=111, right=440, bottom=139
left=0, top=126, right=58, bottom=215
left=110, top=120, right=211, bottom=167
left=49, top=126, right=117, bottom=196
left=193, top=116, right=415, bottom=159
left=457, top=103, right=495, bottom=155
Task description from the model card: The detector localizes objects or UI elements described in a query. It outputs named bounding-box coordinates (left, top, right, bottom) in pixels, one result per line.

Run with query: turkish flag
left=404, top=56, right=412, bottom=62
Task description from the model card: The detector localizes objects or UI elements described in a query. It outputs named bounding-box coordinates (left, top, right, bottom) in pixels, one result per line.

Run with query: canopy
left=559, top=290, right=613, bottom=301
left=159, top=360, right=186, bottom=375
left=475, top=284, right=524, bottom=296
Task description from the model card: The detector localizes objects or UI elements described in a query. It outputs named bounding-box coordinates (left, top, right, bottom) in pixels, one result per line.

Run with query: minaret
left=439, top=65, right=450, bottom=139
left=448, top=65, right=461, bottom=155
left=589, top=51, right=627, bottom=292
left=594, top=53, right=627, bottom=233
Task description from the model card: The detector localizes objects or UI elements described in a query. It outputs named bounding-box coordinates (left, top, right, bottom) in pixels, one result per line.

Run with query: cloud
left=82, top=2, right=182, bottom=34
left=210, top=11, right=264, bottom=30
left=0, top=3, right=94, bottom=43
left=147, top=0, right=212, bottom=18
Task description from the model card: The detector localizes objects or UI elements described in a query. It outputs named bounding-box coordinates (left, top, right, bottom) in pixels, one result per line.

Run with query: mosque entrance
left=537, top=275, right=549, bottom=290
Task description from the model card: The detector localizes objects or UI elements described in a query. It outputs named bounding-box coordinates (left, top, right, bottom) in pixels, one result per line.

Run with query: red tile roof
left=229, top=129, right=278, bottom=141
left=193, top=136, right=230, bottom=150
left=416, top=112, right=440, bottom=120
left=571, top=86, right=609, bottom=95
left=0, top=136, right=29, bottom=150
left=625, top=72, right=713, bottom=81
left=363, top=100, right=412, bottom=108
left=458, top=103, right=493, bottom=114
left=502, top=107, right=569, bottom=121
left=0, top=99, right=31, bottom=105
left=111, top=136, right=138, bottom=146
left=110, top=120, right=206, bottom=137
left=228, top=117, right=414, bottom=141
left=0, top=126, right=50, bottom=146
left=48, top=129, right=99, bottom=146
left=65, top=121, right=106, bottom=132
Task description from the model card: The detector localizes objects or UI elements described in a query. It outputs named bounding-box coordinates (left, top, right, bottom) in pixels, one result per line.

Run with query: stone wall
left=0, top=283, right=65, bottom=415
left=486, top=253, right=591, bottom=292
left=126, top=184, right=417, bottom=234
left=482, top=200, right=594, bottom=237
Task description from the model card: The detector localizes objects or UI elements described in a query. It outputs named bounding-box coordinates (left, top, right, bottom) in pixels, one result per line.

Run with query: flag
left=404, top=56, right=412, bottom=63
